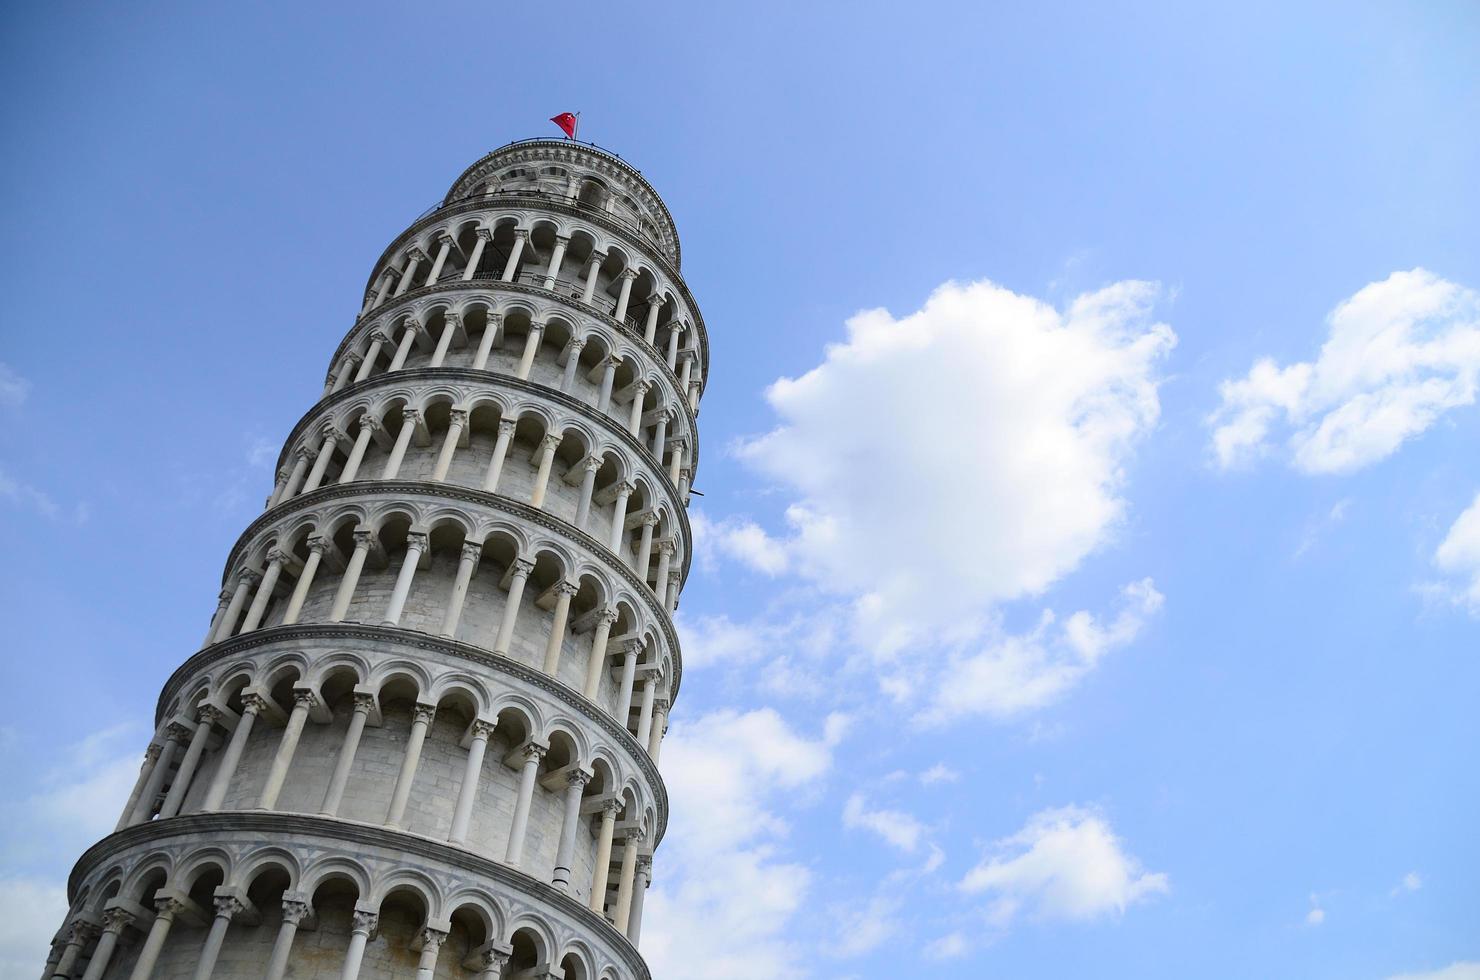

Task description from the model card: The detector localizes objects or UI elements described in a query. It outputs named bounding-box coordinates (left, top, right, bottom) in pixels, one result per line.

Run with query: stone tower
left=45, top=139, right=703, bottom=980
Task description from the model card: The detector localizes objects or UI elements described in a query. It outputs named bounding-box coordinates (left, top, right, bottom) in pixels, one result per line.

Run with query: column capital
left=600, top=797, right=623, bottom=816
left=528, top=319, right=547, bottom=334
left=443, top=309, right=462, bottom=328
left=197, top=704, right=225, bottom=727
left=619, top=267, right=639, bottom=281
left=496, top=417, right=517, bottom=435
left=475, top=227, right=494, bottom=242
left=624, top=827, right=648, bottom=846
left=553, top=234, right=571, bottom=246
left=280, top=898, right=311, bottom=926
left=307, top=534, right=332, bottom=556
left=470, top=719, right=496, bottom=740
left=597, top=607, right=621, bottom=628
left=212, top=895, right=247, bottom=920
left=351, top=528, right=377, bottom=548
left=656, top=540, right=675, bottom=556
left=165, top=721, right=194, bottom=744
left=155, top=896, right=188, bottom=920
left=447, top=407, right=469, bottom=428
left=633, top=379, right=653, bottom=394
left=412, top=703, right=437, bottom=725
left=475, top=943, right=513, bottom=970
left=241, top=692, right=272, bottom=716
left=539, top=431, right=563, bottom=452
left=566, top=768, right=591, bottom=790
left=588, top=250, right=608, bottom=267
left=579, top=455, right=603, bottom=474
left=460, top=540, right=484, bottom=562
left=568, top=336, right=587, bottom=352
left=510, top=557, right=535, bottom=579
left=406, top=246, right=430, bottom=263
left=101, top=906, right=136, bottom=934
left=293, top=445, right=316, bottom=464
left=404, top=531, right=429, bottom=554
left=641, top=512, right=661, bottom=528
left=636, top=853, right=654, bottom=877
left=616, top=481, right=636, bottom=498
left=292, top=689, right=318, bottom=711
left=350, top=909, right=379, bottom=935
left=554, top=580, right=581, bottom=598
left=218, top=586, right=236, bottom=603
left=401, top=407, right=424, bottom=428
left=357, top=413, right=383, bottom=432
left=343, top=350, right=364, bottom=366
left=352, top=691, right=378, bottom=713
left=319, top=424, right=347, bottom=446
left=65, top=918, right=101, bottom=945
left=265, top=547, right=291, bottom=565
left=143, top=742, right=164, bottom=764
left=434, top=230, right=456, bottom=246
left=520, top=742, right=548, bottom=764
left=512, top=228, right=530, bottom=241
left=401, top=316, right=425, bottom=336
left=368, top=329, right=392, bottom=345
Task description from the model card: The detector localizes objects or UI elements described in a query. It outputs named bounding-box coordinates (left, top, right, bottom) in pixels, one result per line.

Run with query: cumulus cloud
left=960, top=805, right=1167, bottom=926
left=925, top=931, right=970, bottom=960
left=920, top=578, right=1164, bottom=724
left=920, top=763, right=960, bottom=785
left=736, top=278, right=1175, bottom=651
left=1387, top=964, right=1480, bottom=980
left=827, top=895, right=901, bottom=958
left=691, top=510, right=791, bottom=576
left=1210, top=269, right=1480, bottom=473
left=1433, top=493, right=1480, bottom=612
left=643, top=708, right=847, bottom=980
left=842, top=793, right=929, bottom=853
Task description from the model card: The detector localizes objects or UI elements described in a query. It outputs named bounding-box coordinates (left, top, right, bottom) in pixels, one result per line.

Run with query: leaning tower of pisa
left=44, top=138, right=703, bottom=980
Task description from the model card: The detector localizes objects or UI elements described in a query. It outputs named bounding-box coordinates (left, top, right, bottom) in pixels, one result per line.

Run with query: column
left=608, top=483, right=634, bottom=552
left=424, top=233, right=454, bottom=284
left=387, top=318, right=422, bottom=371
left=212, top=570, right=258, bottom=643
left=542, top=582, right=578, bottom=675
left=492, top=559, right=533, bottom=656
left=613, top=829, right=645, bottom=933
left=382, top=531, right=428, bottom=626
left=385, top=704, right=435, bottom=828
left=51, top=919, right=98, bottom=980
left=353, top=331, right=389, bottom=382
left=503, top=743, right=546, bottom=866
left=202, top=694, right=265, bottom=811
left=126, top=898, right=182, bottom=980
left=472, top=314, right=501, bottom=370
left=613, top=269, right=637, bottom=321
left=116, top=743, right=162, bottom=831
left=461, top=228, right=491, bottom=281
left=627, top=381, right=651, bottom=435
left=500, top=229, right=528, bottom=282
left=678, top=350, right=694, bottom=390
left=393, top=249, right=425, bottom=296
left=201, top=587, right=233, bottom=647
left=258, top=690, right=316, bottom=810
left=371, top=268, right=396, bottom=309
left=647, top=700, right=668, bottom=760
left=628, top=856, right=652, bottom=943
left=430, top=409, right=467, bottom=482
left=338, top=910, right=378, bottom=980
left=515, top=322, right=544, bottom=379
left=633, top=514, right=657, bottom=576
left=276, top=446, right=314, bottom=502
left=440, top=541, right=481, bottom=637
left=329, top=530, right=374, bottom=622
left=301, top=426, right=345, bottom=494
left=192, top=896, right=245, bottom=980
left=615, top=645, right=639, bottom=724
left=159, top=708, right=218, bottom=818
left=448, top=720, right=493, bottom=844
left=430, top=312, right=460, bottom=368
left=414, top=928, right=447, bottom=980
left=282, top=536, right=329, bottom=625
left=263, top=898, right=311, bottom=980
left=380, top=409, right=421, bottom=479
left=582, top=609, right=618, bottom=700
left=596, top=355, right=619, bottom=413
left=643, top=299, right=662, bottom=344
left=666, top=322, right=685, bottom=369
left=128, top=728, right=183, bottom=825
left=481, top=418, right=516, bottom=492
left=337, top=415, right=381, bottom=483
left=635, top=674, right=658, bottom=744
left=528, top=432, right=561, bottom=508
left=666, top=571, right=681, bottom=614
left=652, top=542, right=673, bottom=597
left=573, top=457, right=600, bottom=529
left=79, top=908, right=133, bottom=980
left=651, top=408, right=669, bottom=460
left=472, top=945, right=511, bottom=980
left=668, top=442, right=684, bottom=484
left=580, top=252, right=605, bottom=304
left=560, top=338, right=586, bottom=392
left=551, top=770, right=589, bottom=891
left=588, top=799, right=620, bottom=914
left=329, top=353, right=360, bottom=394
left=542, top=235, right=569, bottom=289
left=320, top=692, right=374, bottom=816
left=239, top=549, right=288, bottom=633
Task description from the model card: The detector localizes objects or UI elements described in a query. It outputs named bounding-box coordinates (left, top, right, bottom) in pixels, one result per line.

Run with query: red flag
left=550, top=112, right=579, bottom=139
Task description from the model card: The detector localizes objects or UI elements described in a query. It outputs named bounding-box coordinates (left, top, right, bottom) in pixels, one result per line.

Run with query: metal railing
left=410, top=187, right=660, bottom=249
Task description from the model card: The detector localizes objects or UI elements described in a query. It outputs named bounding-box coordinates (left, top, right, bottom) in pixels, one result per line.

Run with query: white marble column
left=628, top=855, right=652, bottom=942
left=379, top=408, right=422, bottom=479
left=338, top=909, right=378, bottom=980
left=429, top=312, right=460, bottom=368
left=393, top=249, right=426, bottom=296
left=615, top=645, right=639, bottom=725
left=387, top=318, right=423, bottom=371
left=337, top=415, right=381, bottom=483
left=560, top=338, right=586, bottom=392
left=580, top=251, right=606, bottom=304
left=329, top=353, right=361, bottom=394
left=515, top=321, right=545, bottom=380
left=212, top=570, right=258, bottom=643
left=573, top=456, right=601, bottom=528
left=329, top=530, right=375, bottom=622
left=79, top=907, right=133, bottom=980
left=370, top=268, right=396, bottom=309
left=272, top=447, right=313, bottom=506
left=301, top=426, right=346, bottom=494
left=385, top=703, right=435, bottom=828
left=651, top=407, right=669, bottom=460
left=613, top=268, right=638, bottom=321
left=551, top=770, right=590, bottom=891
left=448, top=720, right=494, bottom=845
left=262, top=897, right=311, bottom=980
left=201, top=587, right=234, bottom=647
left=192, top=895, right=247, bottom=980
left=413, top=928, right=447, bottom=980
left=440, top=541, right=482, bottom=638
left=126, top=898, right=184, bottom=980
left=159, top=708, right=218, bottom=818
left=596, top=355, right=619, bottom=413
left=128, top=728, right=183, bottom=824
left=543, top=235, right=569, bottom=289
left=382, top=531, right=428, bottom=626
left=542, top=582, right=579, bottom=674
left=472, top=313, right=502, bottom=370
left=643, top=299, right=662, bottom=344
left=608, top=482, right=634, bottom=552
left=635, top=673, right=659, bottom=744
left=666, top=571, right=681, bottom=614
left=50, top=919, right=98, bottom=980
left=627, top=381, right=651, bottom=435
left=462, top=228, right=491, bottom=281
left=589, top=799, right=621, bottom=914
left=258, top=690, right=317, bottom=809
left=239, top=549, right=288, bottom=632
left=666, top=322, right=686, bottom=369
left=424, top=232, right=454, bottom=284
left=471, top=946, right=511, bottom=980
left=528, top=432, right=561, bottom=508
left=116, top=743, right=163, bottom=830
left=320, top=692, right=374, bottom=816
left=647, top=699, right=668, bottom=761
left=501, top=229, right=528, bottom=282
left=633, top=514, right=657, bottom=577
left=613, top=829, right=645, bottom=932
left=353, top=331, right=389, bottom=383
left=202, top=694, right=266, bottom=811
left=431, top=409, right=468, bottom=482
left=652, top=541, right=673, bottom=598
left=503, top=743, right=547, bottom=866
left=481, top=418, right=517, bottom=492
left=582, top=608, right=619, bottom=700
left=282, top=536, right=330, bottom=625
left=492, top=559, right=533, bottom=656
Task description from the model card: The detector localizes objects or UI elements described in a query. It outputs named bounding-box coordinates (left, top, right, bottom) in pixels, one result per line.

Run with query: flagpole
left=574, top=112, right=581, bottom=141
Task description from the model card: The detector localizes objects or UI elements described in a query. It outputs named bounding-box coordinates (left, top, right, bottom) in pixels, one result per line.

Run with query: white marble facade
left=44, top=139, right=707, bottom=980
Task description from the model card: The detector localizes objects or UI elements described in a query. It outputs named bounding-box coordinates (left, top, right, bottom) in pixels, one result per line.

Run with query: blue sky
left=1, top=2, right=1477, bottom=977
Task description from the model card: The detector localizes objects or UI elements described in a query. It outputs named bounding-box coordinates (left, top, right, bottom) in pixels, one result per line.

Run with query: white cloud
left=920, top=763, right=960, bottom=785
left=1305, top=904, right=1325, bottom=926
left=1210, top=269, right=1480, bottom=473
left=1392, top=871, right=1423, bottom=895
left=921, top=578, right=1163, bottom=724
left=0, top=467, right=60, bottom=520
left=1387, top=963, right=1480, bottom=980
left=0, top=363, right=30, bottom=408
left=827, top=895, right=900, bottom=958
left=246, top=436, right=278, bottom=469
left=842, top=793, right=928, bottom=854
left=924, top=931, right=970, bottom=960
left=735, top=278, right=1174, bottom=651
left=691, top=510, right=790, bottom=576
left=0, top=877, right=68, bottom=976
left=960, top=805, right=1167, bottom=926
left=643, top=709, right=846, bottom=980
left=1434, top=493, right=1480, bottom=612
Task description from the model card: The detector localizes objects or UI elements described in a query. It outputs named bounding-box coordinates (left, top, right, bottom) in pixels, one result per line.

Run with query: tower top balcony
left=445, top=139, right=682, bottom=267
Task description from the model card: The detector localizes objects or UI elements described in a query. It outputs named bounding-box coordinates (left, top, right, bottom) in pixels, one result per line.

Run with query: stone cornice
left=222, top=481, right=685, bottom=698
left=358, top=196, right=709, bottom=379
left=160, top=624, right=668, bottom=842
left=67, top=811, right=651, bottom=979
